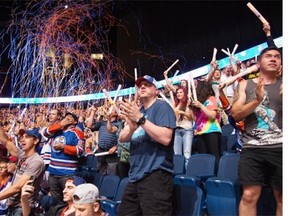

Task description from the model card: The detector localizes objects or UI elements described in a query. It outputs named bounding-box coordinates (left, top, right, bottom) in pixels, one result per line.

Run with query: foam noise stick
left=212, top=48, right=217, bottom=62
left=247, top=2, right=268, bottom=24
left=103, top=89, right=120, bottom=114
left=166, top=59, right=179, bottom=73
left=231, top=44, right=239, bottom=56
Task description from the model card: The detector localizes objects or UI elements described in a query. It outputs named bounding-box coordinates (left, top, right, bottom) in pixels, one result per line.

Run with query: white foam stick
left=187, top=76, right=191, bottom=98
left=20, top=107, right=28, bottom=119
left=134, top=68, right=137, bottom=81
left=220, top=64, right=259, bottom=87
left=212, top=48, right=217, bottom=62
left=112, top=85, right=122, bottom=104
left=102, top=89, right=120, bottom=114
left=128, top=87, right=132, bottom=102
left=231, top=44, right=239, bottom=56
left=173, top=70, right=180, bottom=77
left=94, top=151, right=118, bottom=157
left=221, top=48, right=230, bottom=56
left=166, top=59, right=179, bottom=73
left=227, top=48, right=231, bottom=56
left=8, top=107, right=27, bottom=134
left=159, top=92, right=173, bottom=108
left=221, top=48, right=238, bottom=61
left=247, top=2, right=268, bottom=24
left=190, top=74, right=197, bottom=101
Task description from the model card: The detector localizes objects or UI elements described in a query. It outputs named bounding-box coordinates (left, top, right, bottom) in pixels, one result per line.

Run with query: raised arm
left=263, top=22, right=276, bottom=47
left=0, top=127, right=18, bottom=157
left=163, top=70, right=177, bottom=93
left=85, top=106, right=97, bottom=128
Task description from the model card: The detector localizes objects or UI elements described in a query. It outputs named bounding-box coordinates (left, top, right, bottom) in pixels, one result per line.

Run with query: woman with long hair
left=191, top=81, right=222, bottom=169
left=171, top=87, right=194, bottom=166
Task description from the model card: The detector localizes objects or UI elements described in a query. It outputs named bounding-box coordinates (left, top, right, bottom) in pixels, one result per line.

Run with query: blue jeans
left=174, top=128, right=194, bottom=166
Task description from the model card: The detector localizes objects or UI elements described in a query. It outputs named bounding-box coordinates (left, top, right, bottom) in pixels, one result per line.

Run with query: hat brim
left=18, top=129, right=41, bottom=141
left=135, top=77, right=156, bottom=87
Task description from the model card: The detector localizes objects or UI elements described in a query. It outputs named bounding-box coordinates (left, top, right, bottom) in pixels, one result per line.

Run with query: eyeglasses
left=0, top=166, right=7, bottom=170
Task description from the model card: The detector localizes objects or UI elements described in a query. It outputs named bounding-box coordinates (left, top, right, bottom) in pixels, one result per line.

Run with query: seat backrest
left=99, top=174, right=121, bottom=200
left=173, top=176, right=203, bottom=216
left=91, top=171, right=103, bottom=187
left=221, top=124, right=234, bottom=136
left=226, top=134, right=237, bottom=152
left=173, top=154, right=185, bottom=175
left=205, top=178, right=240, bottom=216
left=186, top=154, right=215, bottom=177
left=217, top=153, right=240, bottom=181
left=114, top=177, right=129, bottom=202
left=85, top=154, right=98, bottom=169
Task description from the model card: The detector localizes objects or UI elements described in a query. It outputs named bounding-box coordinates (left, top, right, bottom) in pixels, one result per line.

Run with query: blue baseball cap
left=135, top=75, right=158, bottom=88
left=19, top=128, right=42, bottom=143
left=67, top=176, right=86, bottom=186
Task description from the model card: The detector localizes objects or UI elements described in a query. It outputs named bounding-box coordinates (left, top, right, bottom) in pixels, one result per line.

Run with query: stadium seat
left=99, top=174, right=121, bottom=200
left=173, top=175, right=204, bottom=216
left=173, top=154, right=185, bottom=175
left=101, top=177, right=129, bottom=216
left=205, top=153, right=241, bottom=216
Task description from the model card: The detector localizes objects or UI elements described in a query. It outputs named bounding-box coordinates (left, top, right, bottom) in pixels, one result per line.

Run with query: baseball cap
left=259, top=46, right=281, bottom=56
left=73, top=183, right=100, bottom=205
left=65, top=112, right=78, bottom=122
left=67, top=176, right=86, bottom=186
left=19, top=128, right=42, bottom=142
left=135, top=75, right=159, bottom=88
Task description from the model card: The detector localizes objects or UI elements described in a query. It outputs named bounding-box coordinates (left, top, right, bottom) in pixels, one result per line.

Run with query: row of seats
left=77, top=152, right=276, bottom=216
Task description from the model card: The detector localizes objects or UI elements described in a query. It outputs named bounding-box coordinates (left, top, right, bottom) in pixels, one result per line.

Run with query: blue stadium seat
left=205, top=153, right=241, bottom=216
left=173, top=175, right=204, bottom=216
left=99, top=174, right=121, bottom=200
left=175, top=153, right=216, bottom=187
left=173, top=154, right=185, bottom=175
left=101, top=177, right=129, bottom=216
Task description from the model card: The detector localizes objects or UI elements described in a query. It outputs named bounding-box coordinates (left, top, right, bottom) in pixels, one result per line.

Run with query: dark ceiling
left=0, top=0, right=283, bottom=96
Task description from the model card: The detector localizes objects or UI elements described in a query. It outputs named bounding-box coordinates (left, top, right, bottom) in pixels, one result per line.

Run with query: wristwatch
left=136, top=115, right=146, bottom=126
